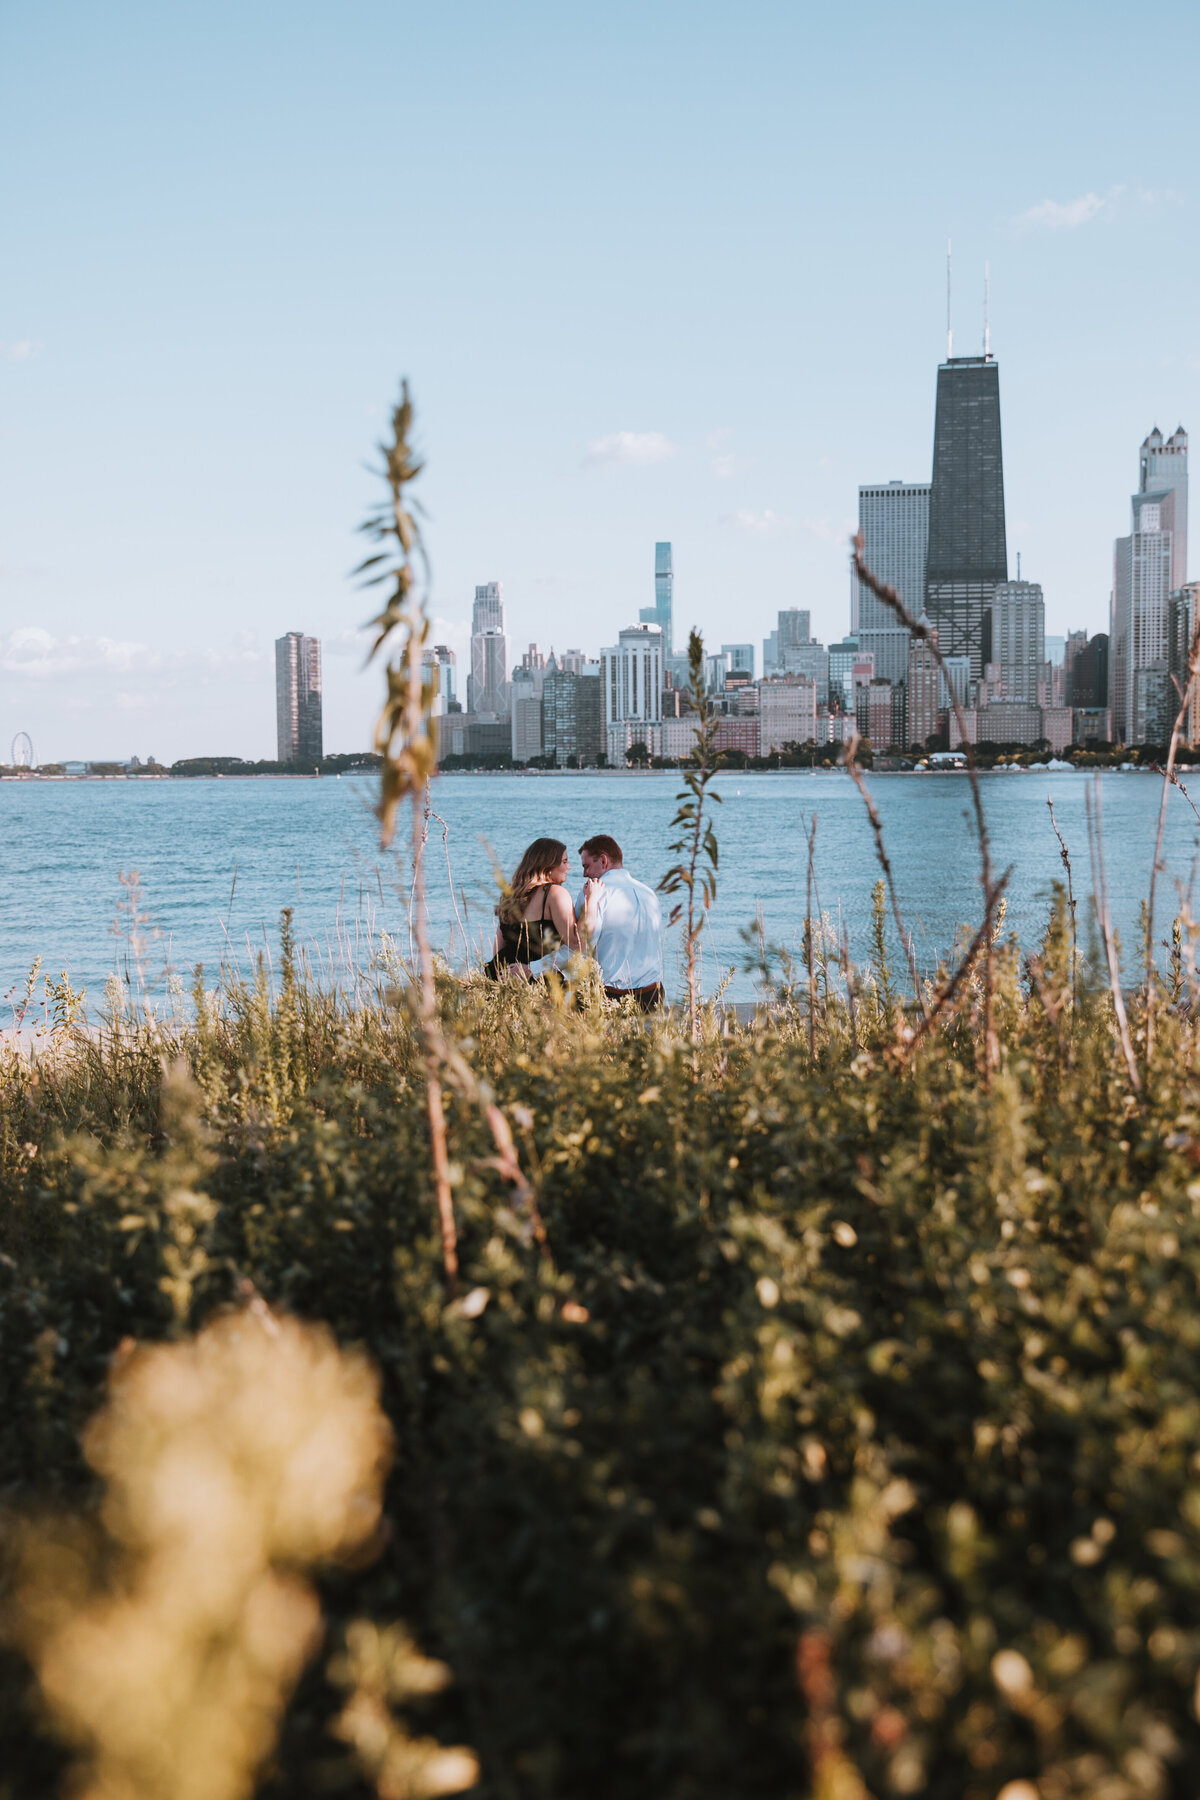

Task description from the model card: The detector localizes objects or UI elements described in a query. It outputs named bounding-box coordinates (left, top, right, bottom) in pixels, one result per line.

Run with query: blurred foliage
left=8, top=1302, right=394, bottom=1800
left=4, top=900, right=1200, bottom=1798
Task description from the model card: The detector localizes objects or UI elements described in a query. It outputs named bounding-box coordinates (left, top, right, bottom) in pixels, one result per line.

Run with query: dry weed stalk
left=851, top=534, right=1006, bottom=1072
left=359, top=384, right=459, bottom=1285
left=842, top=733, right=925, bottom=1019
left=360, top=386, right=542, bottom=1285
left=1046, top=797, right=1078, bottom=1011
left=803, top=813, right=819, bottom=1057
left=1085, top=776, right=1140, bottom=1092
left=10, top=1306, right=395, bottom=1800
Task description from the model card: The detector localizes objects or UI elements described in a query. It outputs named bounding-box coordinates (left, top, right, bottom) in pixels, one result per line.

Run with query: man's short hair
left=579, top=834, right=623, bottom=865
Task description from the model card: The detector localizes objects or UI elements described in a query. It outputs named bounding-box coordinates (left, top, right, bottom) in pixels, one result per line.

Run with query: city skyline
left=2, top=2, right=1199, bottom=761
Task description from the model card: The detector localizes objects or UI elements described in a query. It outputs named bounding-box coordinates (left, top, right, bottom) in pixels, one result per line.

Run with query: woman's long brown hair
left=498, top=837, right=567, bottom=926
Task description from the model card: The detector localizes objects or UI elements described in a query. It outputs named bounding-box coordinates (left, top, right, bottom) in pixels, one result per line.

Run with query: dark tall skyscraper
left=924, top=356, right=1008, bottom=677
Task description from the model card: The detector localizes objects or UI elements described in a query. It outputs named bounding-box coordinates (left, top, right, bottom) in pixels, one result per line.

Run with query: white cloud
left=0, top=628, right=269, bottom=681
left=710, top=455, right=736, bottom=480
left=1, top=339, right=41, bottom=361
left=323, top=625, right=374, bottom=659
left=584, top=430, right=676, bottom=467
left=723, top=509, right=786, bottom=535
left=1011, top=183, right=1164, bottom=231
left=799, top=515, right=856, bottom=545
left=1017, top=191, right=1108, bottom=230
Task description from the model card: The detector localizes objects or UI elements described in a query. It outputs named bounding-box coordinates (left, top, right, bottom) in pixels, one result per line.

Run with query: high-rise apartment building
left=1111, top=429, right=1188, bottom=742
left=759, top=679, right=818, bottom=754
left=705, top=652, right=730, bottom=693
left=762, top=628, right=779, bottom=676
left=468, top=582, right=510, bottom=717
left=765, top=608, right=829, bottom=693
left=639, top=542, right=674, bottom=658
left=864, top=680, right=895, bottom=749
left=422, top=644, right=456, bottom=710
left=940, top=654, right=971, bottom=713
left=1168, top=584, right=1200, bottom=745
left=987, top=580, right=1045, bottom=705
left=1068, top=634, right=1108, bottom=709
left=906, top=620, right=942, bottom=748
left=924, top=355, right=1008, bottom=678
left=722, top=643, right=755, bottom=678
left=777, top=609, right=810, bottom=662
left=542, top=662, right=603, bottom=767
left=510, top=670, right=543, bottom=761
left=854, top=481, right=930, bottom=685
left=602, top=625, right=664, bottom=763
left=275, top=632, right=323, bottom=763
left=510, top=644, right=551, bottom=760
left=827, top=637, right=861, bottom=711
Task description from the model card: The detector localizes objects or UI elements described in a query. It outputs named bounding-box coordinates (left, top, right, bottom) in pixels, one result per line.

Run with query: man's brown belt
left=603, top=983, right=665, bottom=1012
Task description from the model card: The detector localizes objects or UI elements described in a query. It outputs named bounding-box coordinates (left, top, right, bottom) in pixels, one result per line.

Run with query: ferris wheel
left=11, top=732, right=33, bottom=769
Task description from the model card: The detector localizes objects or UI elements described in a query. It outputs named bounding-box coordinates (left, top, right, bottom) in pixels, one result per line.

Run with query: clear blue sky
left=2, top=0, right=1197, bottom=761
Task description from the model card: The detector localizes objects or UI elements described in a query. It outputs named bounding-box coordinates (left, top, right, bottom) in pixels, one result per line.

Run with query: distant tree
left=626, top=741, right=650, bottom=768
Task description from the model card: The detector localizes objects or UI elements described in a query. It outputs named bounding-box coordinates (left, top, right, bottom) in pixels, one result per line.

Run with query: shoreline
left=0, top=764, right=1172, bottom=785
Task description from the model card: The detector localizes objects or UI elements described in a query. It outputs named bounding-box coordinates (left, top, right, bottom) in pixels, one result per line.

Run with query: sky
left=2, top=0, right=1198, bottom=762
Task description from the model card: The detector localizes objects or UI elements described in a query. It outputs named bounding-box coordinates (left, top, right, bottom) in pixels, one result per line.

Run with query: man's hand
left=582, top=877, right=604, bottom=938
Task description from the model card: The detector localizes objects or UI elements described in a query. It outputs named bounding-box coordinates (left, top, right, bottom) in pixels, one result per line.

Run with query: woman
left=484, top=837, right=582, bottom=981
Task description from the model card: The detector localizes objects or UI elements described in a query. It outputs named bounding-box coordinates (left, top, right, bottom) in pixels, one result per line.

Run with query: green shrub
left=3, top=920, right=1200, bottom=1800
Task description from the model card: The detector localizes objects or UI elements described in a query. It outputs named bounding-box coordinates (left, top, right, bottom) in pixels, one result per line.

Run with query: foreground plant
left=10, top=1306, right=398, bottom=1800
left=5, top=929, right=1200, bottom=1797
left=659, top=628, right=721, bottom=1042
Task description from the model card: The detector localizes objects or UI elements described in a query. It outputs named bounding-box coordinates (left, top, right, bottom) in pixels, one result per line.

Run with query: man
left=577, top=834, right=665, bottom=1010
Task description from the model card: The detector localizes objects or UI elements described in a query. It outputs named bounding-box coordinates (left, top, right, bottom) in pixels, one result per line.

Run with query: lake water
left=3, top=769, right=1199, bottom=1009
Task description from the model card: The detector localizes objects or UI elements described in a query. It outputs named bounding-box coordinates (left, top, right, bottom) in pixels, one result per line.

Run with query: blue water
left=2, top=769, right=1198, bottom=1009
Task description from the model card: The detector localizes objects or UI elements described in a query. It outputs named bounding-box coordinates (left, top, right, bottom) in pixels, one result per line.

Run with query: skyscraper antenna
left=946, top=238, right=953, bottom=360
left=983, top=260, right=991, bottom=358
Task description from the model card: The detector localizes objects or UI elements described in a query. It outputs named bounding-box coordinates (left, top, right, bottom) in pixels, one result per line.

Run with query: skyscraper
left=987, top=580, right=1045, bottom=705
left=422, top=644, right=456, bottom=709
left=468, top=581, right=509, bottom=717
left=1139, top=426, right=1188, bottom=590
left=906, top=619, right=942, bottom=748
left=543, top=662, right=604, bottom=767
left=510, top=644, right=550, bottom=759
left=602, top=624, right=663, bottom=763
left=275, top=632, right=322, bottom=763
left=854, top=481, right=930, bottom=685
left=1111, top=428, right=1188, bottom=743
left=924, top=355, right=1008, bottom=678
left=639, top=542, right=674, bottom=658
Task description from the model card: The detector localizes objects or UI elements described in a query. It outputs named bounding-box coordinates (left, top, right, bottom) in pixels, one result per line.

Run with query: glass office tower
left=640, top=542, right=674, bottom=658
left=924, top=355, right=1008, bottom=678
left=854, top=480, right=930, bottom=685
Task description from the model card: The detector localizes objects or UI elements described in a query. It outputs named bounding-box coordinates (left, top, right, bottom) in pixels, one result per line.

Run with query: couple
left=485, top=833, right=665, bottom=1010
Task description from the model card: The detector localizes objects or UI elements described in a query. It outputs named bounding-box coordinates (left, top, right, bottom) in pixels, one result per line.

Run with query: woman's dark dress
left=484, top=885, right=563, bottom=980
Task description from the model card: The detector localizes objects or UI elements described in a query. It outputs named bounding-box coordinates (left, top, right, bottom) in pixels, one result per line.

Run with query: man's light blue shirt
left=528, top=866, right=664, bottom=988
left=583, top=867, right=664, bottom=989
